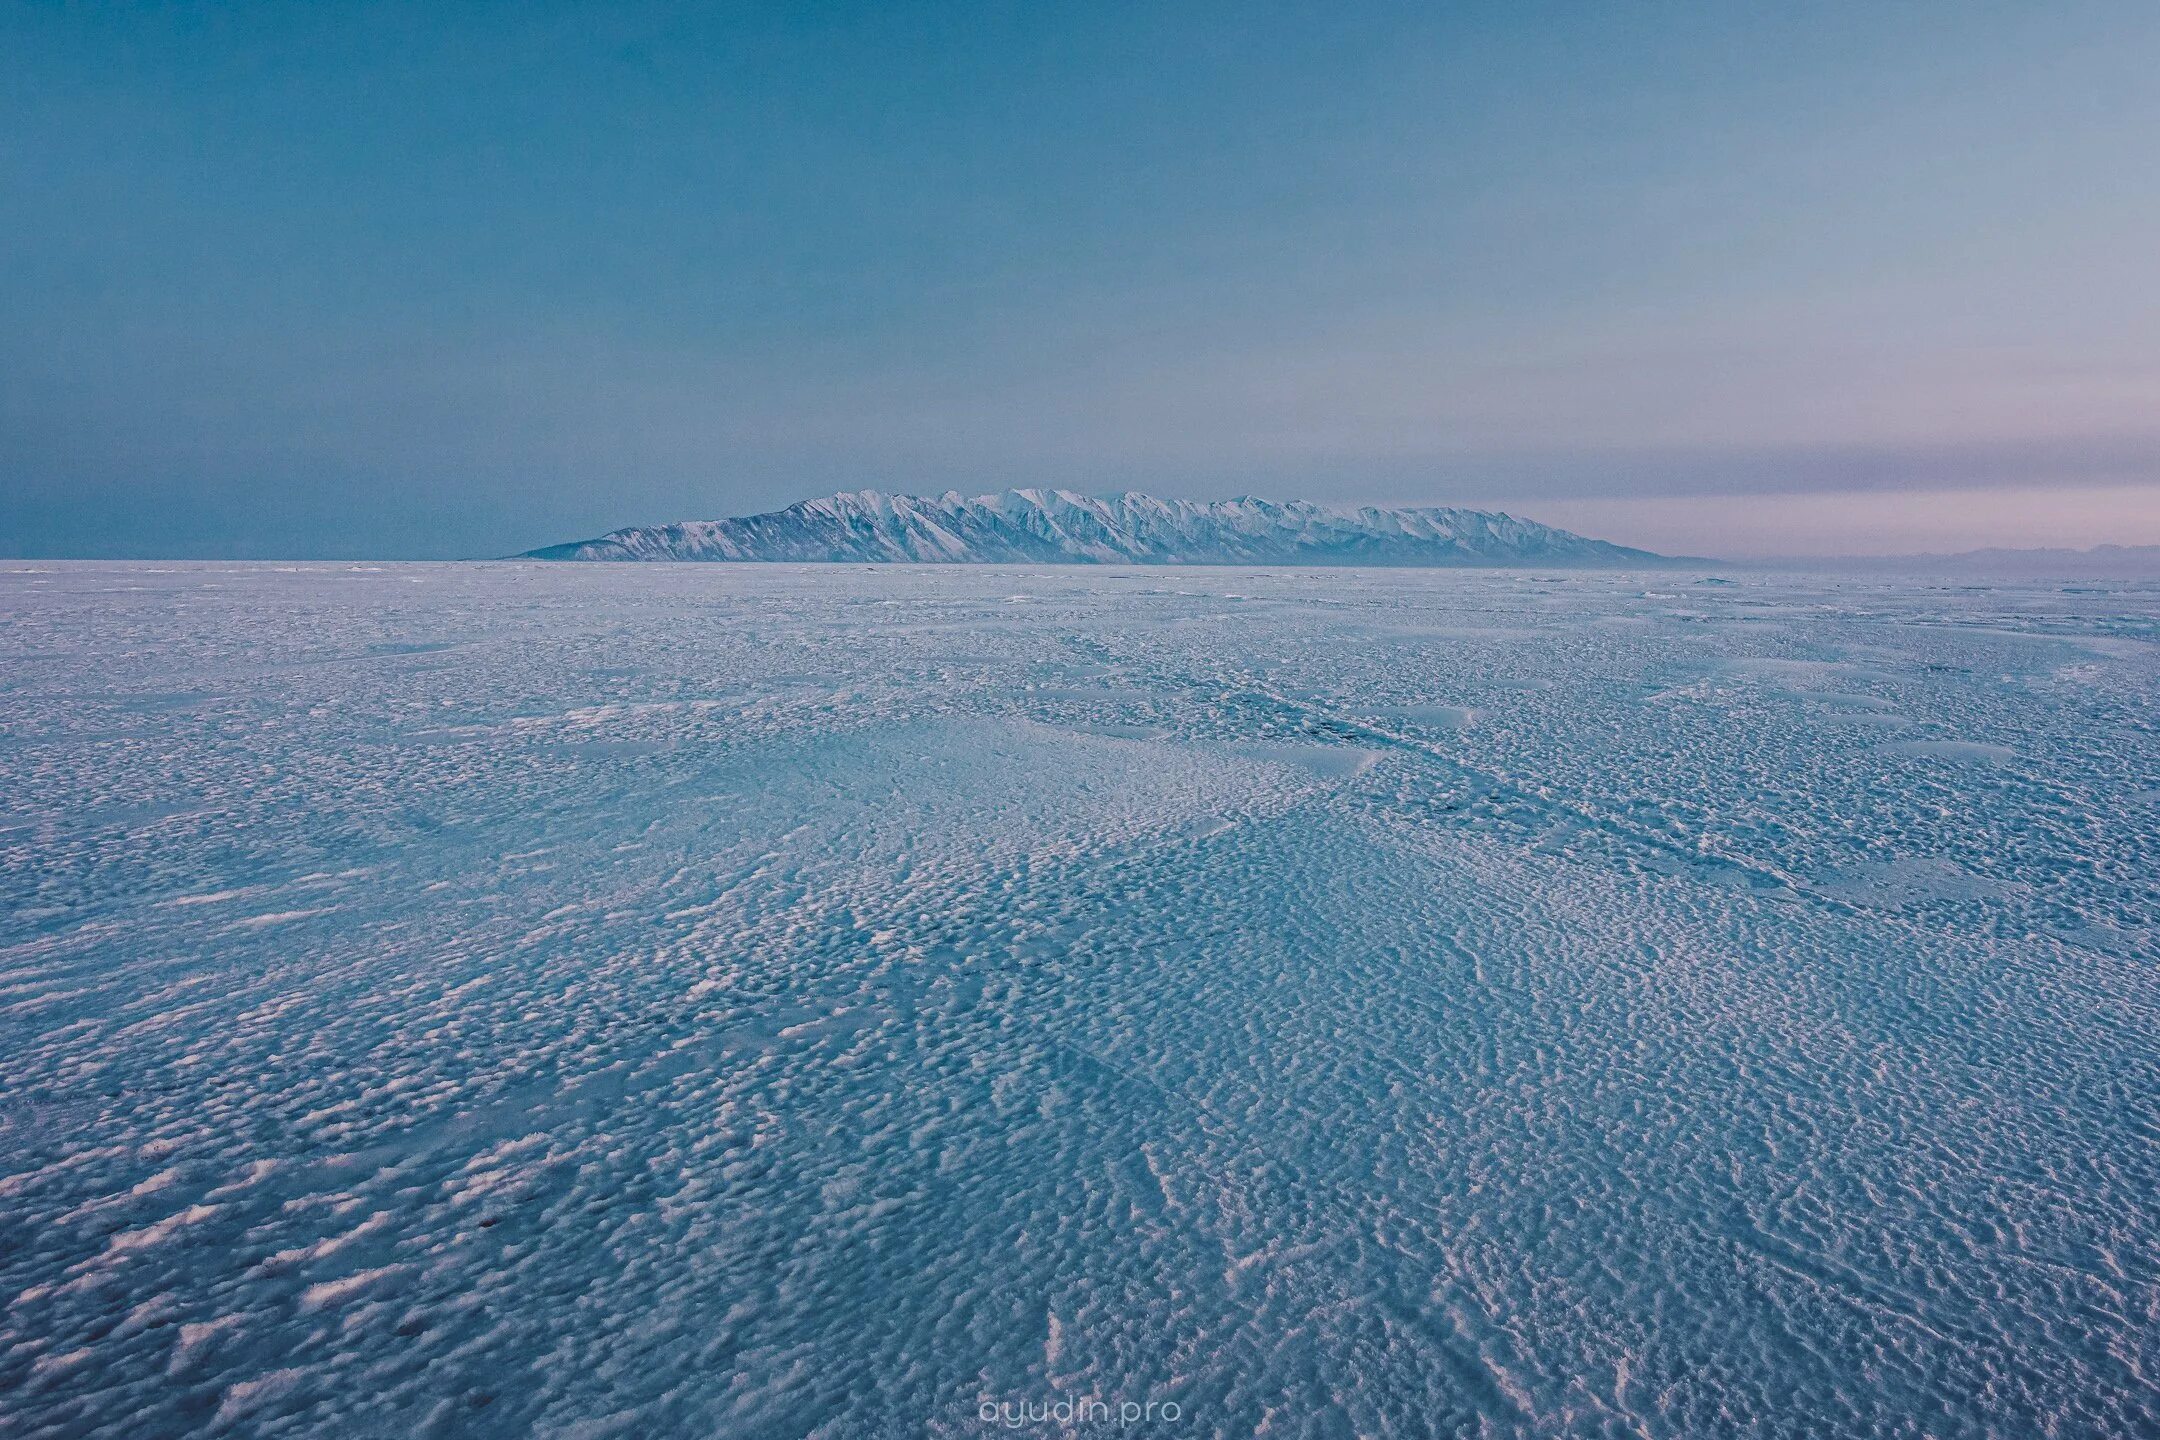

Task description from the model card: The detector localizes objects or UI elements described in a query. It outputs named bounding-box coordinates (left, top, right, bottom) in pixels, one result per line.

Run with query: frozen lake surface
left=3, top=562, right=2156, bottom=1438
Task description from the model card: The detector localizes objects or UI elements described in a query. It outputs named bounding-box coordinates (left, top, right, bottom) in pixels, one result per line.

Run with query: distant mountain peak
left=523, top=489, right=1668, bottom=566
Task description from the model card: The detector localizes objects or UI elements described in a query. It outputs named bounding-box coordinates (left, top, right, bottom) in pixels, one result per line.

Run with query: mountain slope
left=525, top=489, right=1667, bottom=566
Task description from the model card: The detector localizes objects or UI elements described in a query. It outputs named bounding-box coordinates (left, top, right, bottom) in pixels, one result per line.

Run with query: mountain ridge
left=524, top=488, right=1669, bottom=566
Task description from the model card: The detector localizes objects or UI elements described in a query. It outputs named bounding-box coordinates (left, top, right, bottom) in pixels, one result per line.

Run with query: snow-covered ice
left=2, top=562, right=2156, bottom=1437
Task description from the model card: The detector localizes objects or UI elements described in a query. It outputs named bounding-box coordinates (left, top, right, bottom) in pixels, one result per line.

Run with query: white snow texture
left=1, top=561, right=2155, bottom=1438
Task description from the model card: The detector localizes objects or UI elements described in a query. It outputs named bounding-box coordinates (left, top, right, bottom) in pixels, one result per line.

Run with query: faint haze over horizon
left=5, top=2, right=2159, bottom=560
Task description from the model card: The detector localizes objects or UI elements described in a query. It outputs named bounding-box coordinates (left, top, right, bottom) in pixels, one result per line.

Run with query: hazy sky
left=5, top=1, right=2158, bottom=559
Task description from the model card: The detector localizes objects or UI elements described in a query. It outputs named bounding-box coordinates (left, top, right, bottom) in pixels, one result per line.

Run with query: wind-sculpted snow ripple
left=0, top=562, right=2154, bottom=1438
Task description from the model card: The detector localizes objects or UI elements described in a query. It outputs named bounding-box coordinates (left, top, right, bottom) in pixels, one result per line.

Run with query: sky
left=4, top=1, right=2158, bottom=560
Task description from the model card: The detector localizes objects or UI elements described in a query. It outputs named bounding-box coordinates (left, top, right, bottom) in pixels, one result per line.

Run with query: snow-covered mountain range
left=524, top=489, right=1666, bottom=566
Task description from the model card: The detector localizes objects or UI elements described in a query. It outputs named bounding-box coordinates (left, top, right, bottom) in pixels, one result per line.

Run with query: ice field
left=3, top=561, right=2157, bottom=1438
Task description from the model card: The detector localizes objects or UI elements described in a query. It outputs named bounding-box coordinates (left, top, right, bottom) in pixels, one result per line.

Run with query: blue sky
left=5, top=1, right=2157, bottom=557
